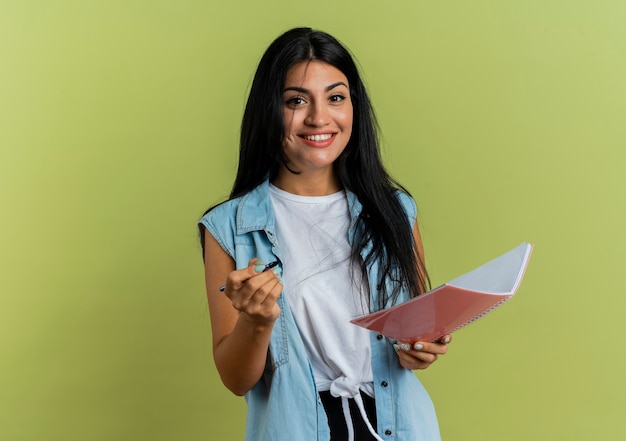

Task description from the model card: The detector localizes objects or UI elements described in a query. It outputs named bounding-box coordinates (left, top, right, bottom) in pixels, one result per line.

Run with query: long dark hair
left=203, top=27, right=429, bottom=309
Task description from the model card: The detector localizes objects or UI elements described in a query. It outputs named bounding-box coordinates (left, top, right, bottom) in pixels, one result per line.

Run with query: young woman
left=199, top=27, right=451, bottom=441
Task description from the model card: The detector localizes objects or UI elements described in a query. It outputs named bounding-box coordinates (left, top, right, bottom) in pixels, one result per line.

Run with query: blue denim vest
left=200, top=180, right=441, bottom=441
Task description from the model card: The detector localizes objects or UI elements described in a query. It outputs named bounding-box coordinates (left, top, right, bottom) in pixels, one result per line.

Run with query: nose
left=304, top=101, right=330, bottom=127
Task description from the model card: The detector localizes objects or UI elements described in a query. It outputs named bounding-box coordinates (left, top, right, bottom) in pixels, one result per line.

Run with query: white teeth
left=304, top=134, right=333, bottom=142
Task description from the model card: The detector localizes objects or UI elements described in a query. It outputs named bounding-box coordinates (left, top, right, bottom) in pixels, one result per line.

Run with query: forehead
left=284, top=60, right=349, bottom=89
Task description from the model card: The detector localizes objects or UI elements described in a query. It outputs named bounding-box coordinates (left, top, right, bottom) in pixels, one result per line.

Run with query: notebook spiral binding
left=432, top=295, right=514, bottom=342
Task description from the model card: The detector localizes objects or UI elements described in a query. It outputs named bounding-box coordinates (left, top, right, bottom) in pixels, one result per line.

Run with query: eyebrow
left=283, top=81, right=349, bottom=94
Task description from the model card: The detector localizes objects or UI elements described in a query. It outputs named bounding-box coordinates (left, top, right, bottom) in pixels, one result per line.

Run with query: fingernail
left=399, top=343, right=411, bottom=352
left=393, top=344, right=400, bottom=352
left=414, top=343, right=424, bottom=351
left=443, top=336, right=451, bottom=344
left=273, top=267, right=282, bottom=275
left=255, top=264, right=265, bottom=273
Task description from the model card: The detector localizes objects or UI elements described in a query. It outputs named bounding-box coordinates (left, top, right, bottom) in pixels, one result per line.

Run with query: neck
left=272, top=166, right=342, bottom=196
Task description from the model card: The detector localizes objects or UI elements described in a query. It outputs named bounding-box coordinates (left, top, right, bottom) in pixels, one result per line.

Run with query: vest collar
left=235, top=179, right=363, bottom=235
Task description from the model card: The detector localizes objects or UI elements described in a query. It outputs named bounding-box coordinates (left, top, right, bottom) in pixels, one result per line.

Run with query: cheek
left=282, top=110, right=303, bottom=137
left=341, top=114, right=354, bottom=138
left=345, top=115, right=354, bottom=132
left=341, top=105, right=354, bottom=130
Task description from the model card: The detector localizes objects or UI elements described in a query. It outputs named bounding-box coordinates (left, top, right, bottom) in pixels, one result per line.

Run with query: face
left=281, top=60, right=353, bottom=178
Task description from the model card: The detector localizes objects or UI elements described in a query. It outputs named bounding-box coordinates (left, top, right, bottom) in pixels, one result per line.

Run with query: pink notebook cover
left=351, top=243, right=533, bottom=342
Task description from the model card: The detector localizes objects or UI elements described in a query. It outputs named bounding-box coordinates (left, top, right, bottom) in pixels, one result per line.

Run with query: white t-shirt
left=269, top=184, right=374, bottom=398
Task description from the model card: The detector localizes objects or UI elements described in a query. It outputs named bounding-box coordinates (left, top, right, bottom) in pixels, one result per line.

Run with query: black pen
left=219, top=260, right=281, bottom=292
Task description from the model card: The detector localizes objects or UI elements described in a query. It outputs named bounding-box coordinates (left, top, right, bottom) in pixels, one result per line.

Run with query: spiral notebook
left=350, top=242, right=533, bottom=342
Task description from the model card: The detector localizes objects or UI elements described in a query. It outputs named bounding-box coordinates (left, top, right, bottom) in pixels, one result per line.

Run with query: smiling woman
left=197, top=27, right=449, bottom=441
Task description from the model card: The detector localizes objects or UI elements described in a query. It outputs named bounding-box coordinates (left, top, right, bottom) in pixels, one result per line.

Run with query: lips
left=302, top=133, right=333, bottom=142
left=298, top=133, right=336, bottom=148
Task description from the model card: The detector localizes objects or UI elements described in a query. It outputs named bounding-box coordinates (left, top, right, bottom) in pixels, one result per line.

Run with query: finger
left=229, top=277, right=278, bottom=311
left=237, top=277, right=282, bottom=322
left=412, top=341, right=448, bottom=355
left=439, top=334, right=452, bottom=344
left=395, top=341, right=439, bottom=362
left=396, top=342, right=413, bottom=352
left=224, top=259, right=273, bottom=292
left=412, top=351, right=438, bottom=364
left=394, top=348, right=436, bottom=370
left=259, top=276, right=283, bottom=306
left=395, top=340, right=445, bottom=355
left=247, top=258, right=261, bottom=266
left=246, top=276, right=282, bottom=306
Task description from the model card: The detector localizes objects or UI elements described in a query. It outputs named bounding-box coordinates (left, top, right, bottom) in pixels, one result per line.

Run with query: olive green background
left=1, top=1, right=624, bottom=440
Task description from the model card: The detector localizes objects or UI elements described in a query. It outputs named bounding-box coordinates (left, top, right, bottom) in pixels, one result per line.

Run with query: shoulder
left=395, top=190, right=418, bottom=220
left=199, top=197, right=241, bottom=231
left=199, top=179, right=271, bottom=231
left=198, top=197, right=243, bottom=258
left=198, top=181, right=272, bottom=256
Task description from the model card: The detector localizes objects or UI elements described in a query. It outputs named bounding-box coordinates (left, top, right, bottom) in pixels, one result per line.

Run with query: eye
left=285, top=96, right=306, bottom=107
left=329, top=94, right=347, bottom=104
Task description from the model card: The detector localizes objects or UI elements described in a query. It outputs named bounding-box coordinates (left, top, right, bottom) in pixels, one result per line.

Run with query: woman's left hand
left=394, top=335, right=452, bottom=370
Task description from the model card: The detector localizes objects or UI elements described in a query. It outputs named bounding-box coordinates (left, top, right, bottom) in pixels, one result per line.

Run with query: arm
left=203, top=229, right=283, bottom=396
left=413, top=213, right=429, bottom=296
left=394, top=220, right=451, bottom=370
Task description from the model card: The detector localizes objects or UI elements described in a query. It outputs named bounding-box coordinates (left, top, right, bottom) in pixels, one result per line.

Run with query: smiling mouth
left=301, top=133, right=334, bottom=142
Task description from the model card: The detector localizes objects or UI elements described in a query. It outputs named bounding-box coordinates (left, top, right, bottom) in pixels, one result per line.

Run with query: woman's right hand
left=222, top=258, right=283, bottom=325
left=204, top=229, right=284, bottom=395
